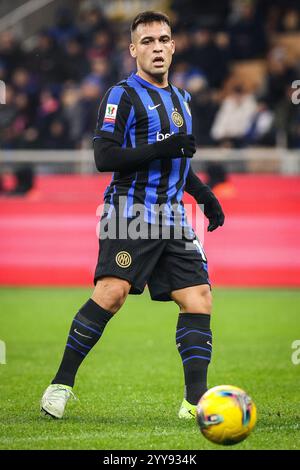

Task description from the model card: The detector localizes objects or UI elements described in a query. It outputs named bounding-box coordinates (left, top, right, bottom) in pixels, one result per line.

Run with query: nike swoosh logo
left=207, top=341, right=212, bottom=347
left=148, top=104, right=161, bottom=110
left=74, top=328, right=92, bottom=339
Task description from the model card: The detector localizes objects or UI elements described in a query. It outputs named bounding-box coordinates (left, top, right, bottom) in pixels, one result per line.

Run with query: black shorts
left=94, top=221, right=210, bottom=302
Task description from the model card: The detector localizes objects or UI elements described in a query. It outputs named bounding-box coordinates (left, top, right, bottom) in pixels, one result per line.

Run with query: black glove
left=199, top=185, right=225, bottom=232
left=153, top=134, right=196, bottom=159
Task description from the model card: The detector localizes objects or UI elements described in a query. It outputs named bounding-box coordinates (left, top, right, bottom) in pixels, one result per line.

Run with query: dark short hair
left=130, top=11, right=171, bottom=35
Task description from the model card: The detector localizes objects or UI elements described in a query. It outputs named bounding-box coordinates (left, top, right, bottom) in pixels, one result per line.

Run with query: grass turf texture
left=0, top=287, right=299, bottom=450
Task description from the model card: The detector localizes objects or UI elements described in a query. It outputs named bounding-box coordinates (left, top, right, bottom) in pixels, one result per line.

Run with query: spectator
left=10, top=93, right=35, bottom=143
left=244, top=101, right=276, bottom=146
left=78, top=3, right=112, bottom=46
left=77, top=78, right=101, bottom=145
left=0, top=60, right=7, bottom=83
left=191, top=89, right=219, bottom=146
left=113, top=30, right=136, bottom=79
left=48, top=7, right=79, bottom=46
left=28, top=31, right=64, bottom=86
left=11, top=68, right=39, bottom=101
left=211, top=85, right=257, bottom=147
left=171, top=30, right=191, bottom=67
left=35, top=89, right=60, bottom=142
left=62, top=37, right=90, bottom=82
left=43, top=119, right=74, bottom=149
left=170, top=62, right=207, bottom=93
left=277, top=8, right=300, bottom=32
left=189, top=28, right=230, bottom=88
left=227, top=1, right=267, bottom=60
left=262, top=47, right=297, bottom=109
left=0, top=31, right=25, bottom=77
left=0, top=85, right=17, bottom=148
left=86, top=57, right=115, bottom=95
left=7, top=166, right=35, bottom=195
left=60, top=85, right=82, bottom=146
left=18, top=127, right=42, bottom=149
left=87, top=30, right=113, bottom=61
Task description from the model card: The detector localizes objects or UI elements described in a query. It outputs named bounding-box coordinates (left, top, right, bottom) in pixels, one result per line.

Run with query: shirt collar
left=131, top=73, right=172, bottom=94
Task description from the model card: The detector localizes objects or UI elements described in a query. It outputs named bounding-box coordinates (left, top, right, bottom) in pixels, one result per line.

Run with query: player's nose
left=153, top=40, right=163, bottom=52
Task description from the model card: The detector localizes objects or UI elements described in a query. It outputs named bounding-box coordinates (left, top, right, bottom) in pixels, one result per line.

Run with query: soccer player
left=41, top=11, right=224, bottom=420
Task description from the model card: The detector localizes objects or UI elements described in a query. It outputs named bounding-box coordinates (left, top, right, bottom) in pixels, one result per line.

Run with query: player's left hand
left=202, top=188, right=225, bottom=232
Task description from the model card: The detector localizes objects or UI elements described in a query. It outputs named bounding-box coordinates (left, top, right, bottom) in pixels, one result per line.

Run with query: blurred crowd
left=1, top=0, right=300, bottom=150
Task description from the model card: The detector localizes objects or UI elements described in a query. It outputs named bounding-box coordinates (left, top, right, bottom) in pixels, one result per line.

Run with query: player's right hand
left=153, top=134, right=196, bottom=159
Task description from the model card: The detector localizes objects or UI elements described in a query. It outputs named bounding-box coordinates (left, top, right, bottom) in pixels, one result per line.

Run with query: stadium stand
left=1, top=0, right=300, bottom=151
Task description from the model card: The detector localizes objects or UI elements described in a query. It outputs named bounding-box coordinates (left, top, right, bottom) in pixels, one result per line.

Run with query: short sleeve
left=94, top=86, right=134, bottom=145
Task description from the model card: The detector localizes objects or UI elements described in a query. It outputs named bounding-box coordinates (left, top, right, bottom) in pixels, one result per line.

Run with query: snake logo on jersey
left=94, top=73, right=193, bottom=227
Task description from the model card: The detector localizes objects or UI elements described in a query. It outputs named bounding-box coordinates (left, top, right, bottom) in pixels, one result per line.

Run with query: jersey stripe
left=169, top=87, right=190, bottom=227
left=123, top=86, right=150, bottom=218
left=143, top=87, right=171, bottom=224
left=123, top=100, right=137, bottom=217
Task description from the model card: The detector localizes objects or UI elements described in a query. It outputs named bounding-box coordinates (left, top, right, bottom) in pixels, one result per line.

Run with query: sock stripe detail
left=182, top=355, right=211, bottom=364
left=68, top=335, right=92, bottom=350
left=179, top=345, right=212, bottom=355
left=176, top=327, right=186, bottom=333
left=73, top=318, right=101, bottom=336
left=66, top=343, right=87, bottom=357
left=176, top=329, right=212, bottom=341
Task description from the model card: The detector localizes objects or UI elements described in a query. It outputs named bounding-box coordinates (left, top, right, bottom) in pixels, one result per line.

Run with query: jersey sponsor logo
left=156, top=131, right=174, bottom=141
left=148, top=103, right=161, bottom=110
left=104, top=103, right=118, bottom=123
left=184, top=101, right=191, bottom=116
left=171, top=110, right=184, bottom=127
left=115, top=251, right=132, bottom=268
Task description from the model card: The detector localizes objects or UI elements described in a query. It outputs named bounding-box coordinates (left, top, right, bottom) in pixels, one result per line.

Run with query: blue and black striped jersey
left=94, top=73, right=193, bottom=225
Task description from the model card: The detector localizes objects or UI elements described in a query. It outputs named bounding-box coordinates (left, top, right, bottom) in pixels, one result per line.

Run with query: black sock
left=52, top=299, right=113, bottom=387
left=176, top=313, right=212, bottom=405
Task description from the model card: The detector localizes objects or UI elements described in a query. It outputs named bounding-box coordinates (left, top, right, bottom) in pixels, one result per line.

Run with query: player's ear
left=171, top=39, right=175, bottom=55
left=129, top=43, right=137, bottom=59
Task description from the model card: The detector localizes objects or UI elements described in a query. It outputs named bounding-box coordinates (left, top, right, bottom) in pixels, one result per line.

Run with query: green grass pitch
left=0, top=287, right=299, bottom=450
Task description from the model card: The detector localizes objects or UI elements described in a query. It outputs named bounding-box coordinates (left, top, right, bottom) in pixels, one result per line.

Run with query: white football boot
left=40, top=384, right=76, bottom=419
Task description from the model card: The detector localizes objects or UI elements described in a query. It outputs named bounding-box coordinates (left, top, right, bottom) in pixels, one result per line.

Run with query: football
left=196, top=385, right=257, bottom=445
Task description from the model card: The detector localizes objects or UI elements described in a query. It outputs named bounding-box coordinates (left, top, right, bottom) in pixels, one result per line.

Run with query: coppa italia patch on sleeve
left=104, top=103, right=118, bottom=123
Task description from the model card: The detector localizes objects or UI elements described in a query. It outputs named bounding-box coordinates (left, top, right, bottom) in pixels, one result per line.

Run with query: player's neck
left=136, top=70, right=169, bottom=88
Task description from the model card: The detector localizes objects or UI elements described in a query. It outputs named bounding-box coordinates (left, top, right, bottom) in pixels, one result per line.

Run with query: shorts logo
left=171, top=110, right=184, bottom=127
left=104, top=103, right=118, bottom=123
left=115, top=251, right=132, bottom=268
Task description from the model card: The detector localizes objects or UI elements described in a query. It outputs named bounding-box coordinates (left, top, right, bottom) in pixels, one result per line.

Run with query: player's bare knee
left=92, top=277, right=130, bottom=314
left=92, top=287, right=126, bottom=314
left=172, top=285, right=212, bottom=314
left=109, top=283, right=129, bottom=311
left=202, top=289, right=213, bottom=313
